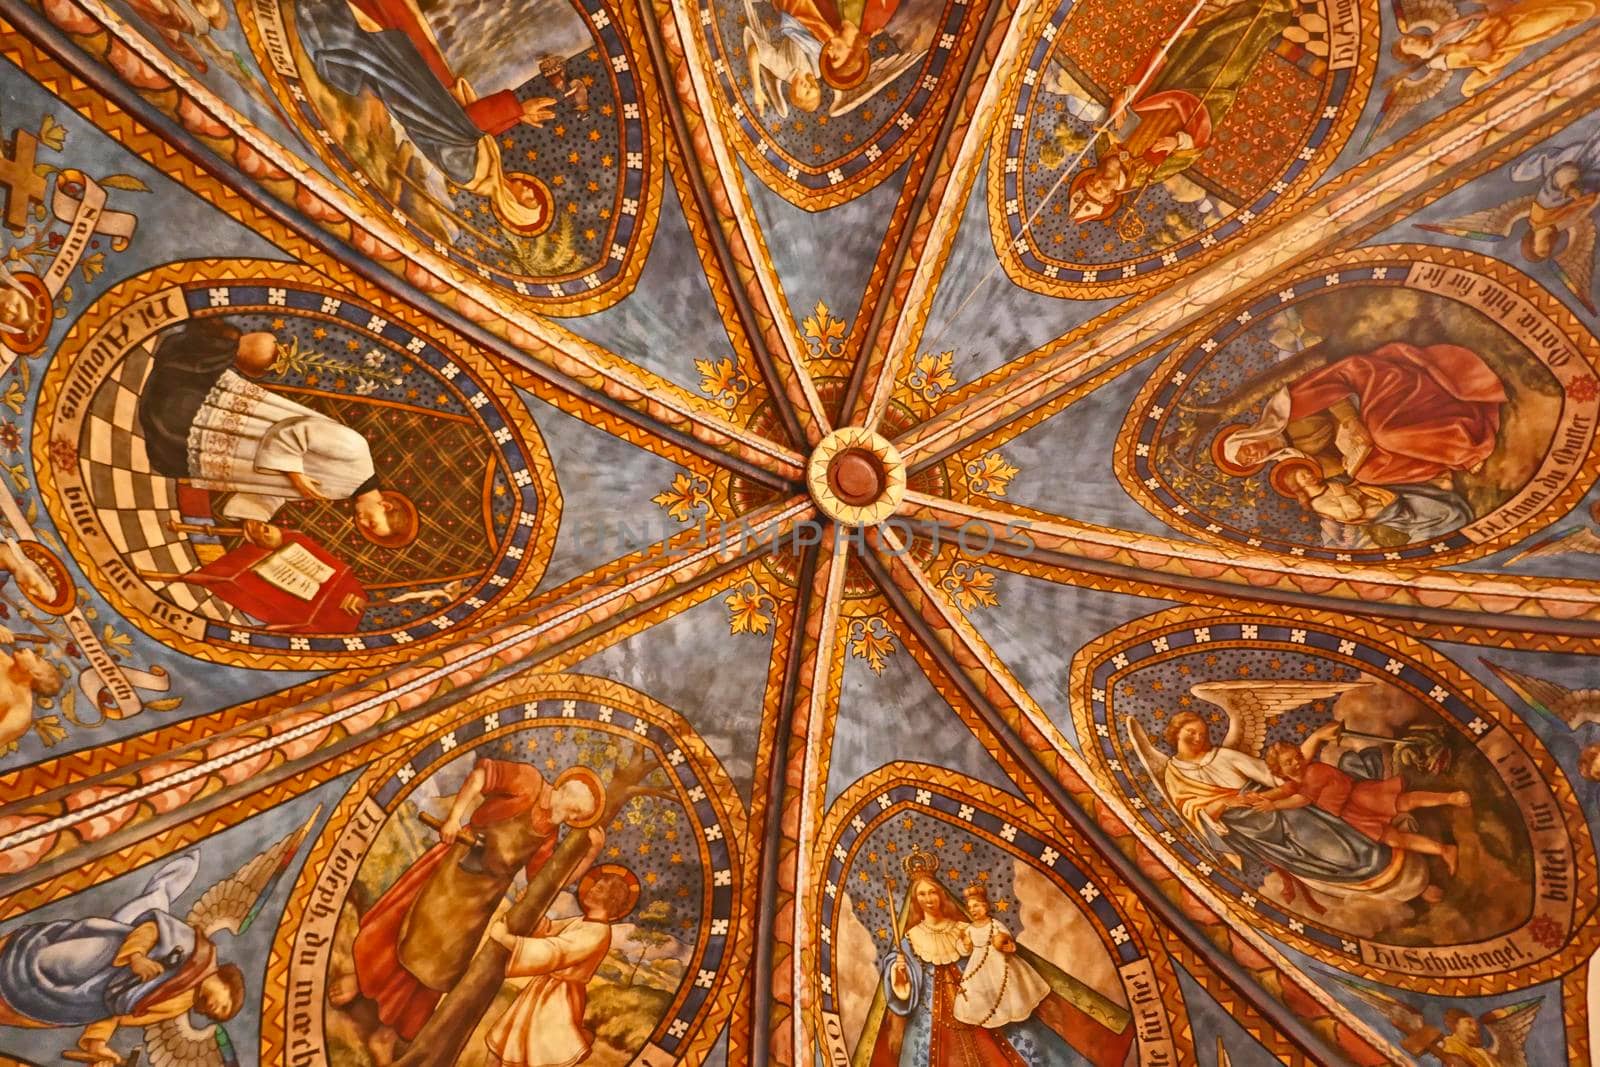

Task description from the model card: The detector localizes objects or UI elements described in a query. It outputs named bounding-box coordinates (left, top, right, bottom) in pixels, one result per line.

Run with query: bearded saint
left=340, top=759, right=607, bottom=1043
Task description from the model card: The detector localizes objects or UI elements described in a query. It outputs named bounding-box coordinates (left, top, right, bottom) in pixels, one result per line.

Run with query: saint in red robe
left=1286, top=342, right=1507, bottom=487
left=353, top=759, right=561, bottom=1040
left=1283, top=762, right=1406, bottom=843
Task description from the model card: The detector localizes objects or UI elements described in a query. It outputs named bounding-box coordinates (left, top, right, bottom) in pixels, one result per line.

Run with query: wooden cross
left=0, top=130, right=47, bottom=234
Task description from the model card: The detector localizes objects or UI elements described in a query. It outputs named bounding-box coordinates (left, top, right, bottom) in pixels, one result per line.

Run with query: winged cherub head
left=195, top=963, right=246, bottom=1022
left=1443, top=1009, right=1484, bottom=1047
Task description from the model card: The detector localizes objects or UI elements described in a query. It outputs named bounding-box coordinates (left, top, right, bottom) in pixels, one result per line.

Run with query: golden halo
left=15, top=541, right=74, bottom=615
left=1268, top=457, right=1322, bottom=499
left=578, top=862, right=641, bottom=920
left=3, top=272, right=53, bottom=356
left=358, top=489, right=420, bottom=549
left=495, top=172, right=555, bottom=238
left=553, top=765, right=606, bottom=828
left=1210, top=423, right=1267, bottom=477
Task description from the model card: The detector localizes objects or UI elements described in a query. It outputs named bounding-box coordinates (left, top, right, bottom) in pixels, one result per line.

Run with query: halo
left=2, top=272, right=53, bottom=356
left=1210, top=423, right=1267, bottom=477
left=494, top=172, right=555, bottom=238
left=553, top=766, right=606, bottom=828
left=358, top=489, right=419, bottom=549
left=15, top=541, right=73, bottom=615
left=1268, top=457, right=1322, bottom=499
left=819, top=46, right=869, bottom=91
left=1068, top=168, right=1118, bottom=224
left=579, top=862, right=641, bottom=920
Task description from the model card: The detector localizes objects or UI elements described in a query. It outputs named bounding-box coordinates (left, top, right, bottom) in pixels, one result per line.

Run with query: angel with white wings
left=1332, top=977, right=1542, bottom=1067
left=1127, top=680, right=1434, bottom=909
left=1420, top=124, right=1600, bottom=313
left=741, top=0, right=927, bottom=121
left=0, top=809, right=317, bottom=1067
left=742, top=0, right=826, bottom=116
left=1371, top=0, right=1596, bottom=143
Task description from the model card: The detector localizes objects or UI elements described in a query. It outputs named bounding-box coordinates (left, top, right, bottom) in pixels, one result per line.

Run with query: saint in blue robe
left=0, top=908, right=201, bottom=1027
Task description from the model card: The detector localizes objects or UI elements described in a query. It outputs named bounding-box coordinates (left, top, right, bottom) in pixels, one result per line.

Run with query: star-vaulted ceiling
left=1, top=0, right=1599, bottom=1064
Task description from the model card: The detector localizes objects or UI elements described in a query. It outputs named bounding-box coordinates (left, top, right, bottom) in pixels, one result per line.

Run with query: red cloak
left=1287, top=341, right=1507, bottom=486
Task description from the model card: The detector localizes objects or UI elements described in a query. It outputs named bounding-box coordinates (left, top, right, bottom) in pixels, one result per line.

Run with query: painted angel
left=1332, top=977, right=1542, bottom=1066
left=825, top=42, right=925, bottom=118
left=1483, top=659, right=1600, bottom=730
left=1372, top=0, right=1597, bottom=142
left=0, top=810, right=318, bottom=1067
left=1419, top=125, right=1600, bottom=312
left=742, top=0, right=826, bottom=116
left=1127, top=679, right=1435, bottom=909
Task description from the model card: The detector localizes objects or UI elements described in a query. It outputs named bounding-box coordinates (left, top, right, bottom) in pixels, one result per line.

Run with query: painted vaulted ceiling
left=0, top=0, right=1598, bottom=1064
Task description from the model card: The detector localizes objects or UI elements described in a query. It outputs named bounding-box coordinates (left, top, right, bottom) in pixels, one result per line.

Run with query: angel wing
left=143, top=809, right=321, bottom=1067
left=1480, top=997, right=1542, bottom=1067
left=1393, top=0, right=1462, bottom=33
left=1329, top=975, right=1429, bottom=1039
left=143, top=1010, right=228, bottom=1067
left=1191, top=680, right=1369, bottom=758
left=1553, top=213, right=1597, bottom=314
left=1126, top=716, right=1171, bottom=794
left=186, top=804, right=321, bottom=937
left=829, top=48, right=926, bottom=117
left=1366, top=64, right=1454, bottom=146
left=1366, top=0, right=1470, bottom=145
left=1415, top=195, right=1535, bottom=242
left=1499, top=524, right=1600, bottom=565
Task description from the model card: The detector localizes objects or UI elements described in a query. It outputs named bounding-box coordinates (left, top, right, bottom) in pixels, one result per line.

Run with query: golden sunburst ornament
left=806, top=426, right=907, bottom=528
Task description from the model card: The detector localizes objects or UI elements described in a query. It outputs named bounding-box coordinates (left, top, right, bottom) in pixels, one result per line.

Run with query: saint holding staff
left=866, top=849, right=1133, bottom=1067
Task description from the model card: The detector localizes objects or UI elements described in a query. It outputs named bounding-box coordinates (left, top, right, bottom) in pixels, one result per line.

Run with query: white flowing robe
left=1164, top=746, right=1278, bottom=838
left=744, top=15, right=823, bottom=116
left=187, top=370, right=376, bottom=522
left=485, top=917, right=613, bottom=1067
left=1165, top=745, right=1430, bottom=901
left=953, top=918, right=1051, bottom=1028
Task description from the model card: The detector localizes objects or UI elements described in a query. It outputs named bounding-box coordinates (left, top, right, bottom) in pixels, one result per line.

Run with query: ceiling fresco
left=0, top=0, right=1598, bottom=1065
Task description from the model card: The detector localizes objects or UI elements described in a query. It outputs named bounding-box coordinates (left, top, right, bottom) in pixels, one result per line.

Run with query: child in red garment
left=1257, top=723, right=1470, bottom=873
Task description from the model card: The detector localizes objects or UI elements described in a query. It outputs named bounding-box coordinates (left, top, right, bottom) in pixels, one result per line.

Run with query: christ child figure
left=952, top=885, right=1052, bottom=1029
left=1257, top=724, right=1471, bottom=872
left=483, top=864, right=640, bottom=1067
